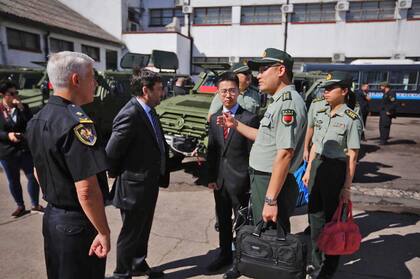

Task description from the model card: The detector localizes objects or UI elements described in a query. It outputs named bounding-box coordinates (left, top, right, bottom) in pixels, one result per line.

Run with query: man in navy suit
left=207, top=72, right=259, bottom=275
left=106, top=69, right=169, bottom=279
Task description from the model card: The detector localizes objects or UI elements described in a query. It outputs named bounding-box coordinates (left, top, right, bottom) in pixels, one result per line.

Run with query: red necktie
left=223, top=111, right=231, bottom=140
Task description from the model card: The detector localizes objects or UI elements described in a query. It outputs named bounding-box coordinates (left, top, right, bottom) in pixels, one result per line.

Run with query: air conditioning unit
left=336, top=1, right=349, bottom=11
left=182, top=5, right=193, bottom=14
left=281, top=4, right=294, bottom=14
left=332, top=53, right=345, bottom=62
left=229, top=56, right=239, bottom=63
left=391, top=53, right=406, bottom=59
left=397, top=0, right=412, bottom=9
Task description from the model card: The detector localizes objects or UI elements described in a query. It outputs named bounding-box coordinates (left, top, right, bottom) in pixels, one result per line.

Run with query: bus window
left=389, top=71, right=418, bottom=91
left=360, top=71, right=388, bottom=90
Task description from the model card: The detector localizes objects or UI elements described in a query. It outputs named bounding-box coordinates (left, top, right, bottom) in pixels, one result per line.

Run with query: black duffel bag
left=236, top=222, right=306, bottom=279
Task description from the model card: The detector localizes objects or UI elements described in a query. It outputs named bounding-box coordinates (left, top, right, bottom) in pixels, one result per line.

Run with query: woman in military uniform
left=302, top=72, right=362, bottom=279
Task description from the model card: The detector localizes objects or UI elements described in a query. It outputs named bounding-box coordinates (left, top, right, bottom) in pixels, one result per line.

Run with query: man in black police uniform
left=379, top=82, right=397, bottom=145
left=26, top=51, right=111, bottom=279
left=356, top=83, right=371, bottom=140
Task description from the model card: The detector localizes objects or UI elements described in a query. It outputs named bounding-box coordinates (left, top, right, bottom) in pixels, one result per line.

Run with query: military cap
left=230, top=62, right=250, bottom=74
left=247, top=48, right=294, bottom=73
left=319, top=71, right=353, bottom=88
left=380, top=81, right=390, bottom=88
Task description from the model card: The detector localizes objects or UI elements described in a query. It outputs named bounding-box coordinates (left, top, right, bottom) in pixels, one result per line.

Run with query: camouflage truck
left=156, top=68, right=327, bottom=160
left=0, top=67, right=49, bottom=112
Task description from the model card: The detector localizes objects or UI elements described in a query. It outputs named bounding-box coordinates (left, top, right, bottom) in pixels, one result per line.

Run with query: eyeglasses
left=219, top=88, right=238, bottom=96
left=5, top=90, right=18, bottom=96
left=258, top=63, right=283, bottom=74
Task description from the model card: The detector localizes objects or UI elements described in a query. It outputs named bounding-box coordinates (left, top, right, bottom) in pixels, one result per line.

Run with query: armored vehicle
left=156, top=68, right=327, bottom=159
left=0, top=67, right=49, bottom=111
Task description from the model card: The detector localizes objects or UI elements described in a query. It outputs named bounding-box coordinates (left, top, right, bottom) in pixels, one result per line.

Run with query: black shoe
left=11, top=206, right=30, bottom=218
left=223, top=265, right=241, bottom=279
left=207, top=255, right=233, bottom=272
left=132, top=268, right=164, bottom=278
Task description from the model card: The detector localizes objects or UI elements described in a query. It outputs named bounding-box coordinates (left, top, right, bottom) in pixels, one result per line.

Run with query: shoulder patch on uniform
left=345, top=109, right=358, bottom=120
left=73, top=123, right=97, bottom=146
left=67, top=104, right=93, bottom=124
left=281, top=109, right=295, bottom=126
left=317, top=108, right=328, bottom=113
left=282, top=91, right=292, bottom=101
left=312, top=97, right=325, bottom=103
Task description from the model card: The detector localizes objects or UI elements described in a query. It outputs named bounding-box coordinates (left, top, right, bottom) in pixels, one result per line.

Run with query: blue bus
left=302, top=60, right=420, bottom=115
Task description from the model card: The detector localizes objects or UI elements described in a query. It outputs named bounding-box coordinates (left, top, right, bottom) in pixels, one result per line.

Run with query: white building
left=0, top=0, right=123, bottom=71
left=1, top=0, right=420, bottom=74
left=119, top=0, right=420, bottom=74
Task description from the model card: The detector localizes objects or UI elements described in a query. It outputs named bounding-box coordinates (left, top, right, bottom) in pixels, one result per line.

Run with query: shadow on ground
left=354, top=161, right=401, bottom=184
left=156, top=249, right=224, bottom=279
left=336, top=211, right=420, bottom=279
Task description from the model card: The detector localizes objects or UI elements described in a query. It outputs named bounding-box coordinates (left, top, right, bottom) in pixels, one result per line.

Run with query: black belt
left=249, top=167, right=293, bottom=176
left=315, top=154, right=345, bottom=163
left=48, top=203, right=83, bottom=212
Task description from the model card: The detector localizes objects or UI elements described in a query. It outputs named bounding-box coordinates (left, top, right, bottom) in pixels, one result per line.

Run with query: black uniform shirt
left=25, top=95, right=109, bottom=209
left=381, top=90, right=397, bottom=114
left=355, top=90, right=369, bottom=112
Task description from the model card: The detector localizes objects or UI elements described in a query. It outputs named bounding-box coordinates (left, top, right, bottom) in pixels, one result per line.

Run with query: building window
left=347, top=0, right=395, bottom=21
left=106, top=50, right=118, bottom=70
left=149, top=8, right=184, bottom=27
left=50, top=38, right=74, bottom=52
left=291, top=3, right=336, bottom=23
left=241, top=5, right=282, bottom=24
left=193, top=7, right=232, bottom=25
left=82, top=45, right=100, bottom=61
left=6, top=28, right=41, bottom=52
left=408, top=0, right=420, bottom=19
left=192, top=57, right=229, bottom=74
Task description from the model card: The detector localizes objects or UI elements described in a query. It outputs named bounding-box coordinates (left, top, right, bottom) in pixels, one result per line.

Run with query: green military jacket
left=250, top=85, right=307, bottom=173
left=313, top=104, right=362, bottom=160
left=208, top=85, right=260, bottom=115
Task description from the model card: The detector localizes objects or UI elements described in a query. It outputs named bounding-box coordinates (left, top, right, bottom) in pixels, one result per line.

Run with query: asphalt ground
left=0, top=115, right=419, bottom=279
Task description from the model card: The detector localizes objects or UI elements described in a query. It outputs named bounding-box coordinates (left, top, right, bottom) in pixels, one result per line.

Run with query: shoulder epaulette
left=317, top=108, right=328, bottom=113
left=67, top=104, right=93, bottom=124
left=282, top=91, right=292, bottom=101
left=312, top=97, right=324, bottom=103
left=345, top=109, right=358, bottom=120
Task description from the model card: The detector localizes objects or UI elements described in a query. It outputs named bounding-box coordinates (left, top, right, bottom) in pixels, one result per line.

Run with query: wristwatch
left=264, top=196, right=277, bottom=206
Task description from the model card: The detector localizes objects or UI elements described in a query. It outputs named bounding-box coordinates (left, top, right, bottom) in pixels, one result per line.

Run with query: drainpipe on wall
left=0, top=23, right=8, bottom=65
left=44, top=31, right=50, bottom=63
left=283, top=0, right=289, bottom=52
left=188, top=13, right=193, bottom=75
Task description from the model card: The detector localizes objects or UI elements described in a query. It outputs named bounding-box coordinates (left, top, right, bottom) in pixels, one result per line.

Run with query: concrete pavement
left=0, top=116, right=420, bottom=279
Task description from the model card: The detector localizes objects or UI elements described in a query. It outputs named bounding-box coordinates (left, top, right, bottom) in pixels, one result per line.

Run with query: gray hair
left=47, top=51, right=95, bottom=90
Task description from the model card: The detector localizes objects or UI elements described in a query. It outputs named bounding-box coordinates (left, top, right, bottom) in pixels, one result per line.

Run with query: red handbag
left=317, top=200, right=362, bottom=255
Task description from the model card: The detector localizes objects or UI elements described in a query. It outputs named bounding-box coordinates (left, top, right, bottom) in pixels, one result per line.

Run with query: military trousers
left=249, top=168, right=298, bottom=233
left=379, top=110, right=392, bottom=144
left=43, top=204, right=106, bottom=279
left=308, top=157, right=346, bottom=276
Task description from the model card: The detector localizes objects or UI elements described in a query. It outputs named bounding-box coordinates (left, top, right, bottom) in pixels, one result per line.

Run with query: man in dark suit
left=106, top=69, right=169, bottom=279
left=207, top=71, right=259, bottom=276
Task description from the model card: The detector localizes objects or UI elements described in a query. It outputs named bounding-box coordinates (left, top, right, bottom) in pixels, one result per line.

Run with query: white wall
left=122, top=32, right=191, bottom=74
left=58, top=0, right=123, bottom=40
left=0, top=21, right=121, bottom=71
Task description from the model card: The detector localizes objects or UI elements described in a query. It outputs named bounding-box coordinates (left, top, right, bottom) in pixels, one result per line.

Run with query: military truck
left=0, top=67, right=49, bottom=111
left=156, top=68, right=327, bottom=160
left=82, top=50, right=190, bottom=142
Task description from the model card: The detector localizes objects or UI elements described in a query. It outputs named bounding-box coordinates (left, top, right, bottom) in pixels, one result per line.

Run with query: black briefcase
left=236, top=222, right=306, bottom=279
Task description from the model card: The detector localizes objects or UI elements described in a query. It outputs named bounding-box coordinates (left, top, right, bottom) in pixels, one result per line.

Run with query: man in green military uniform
left=218, top=48, right=307, bottom=230
left=207, top=62, right=260, bottom=121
